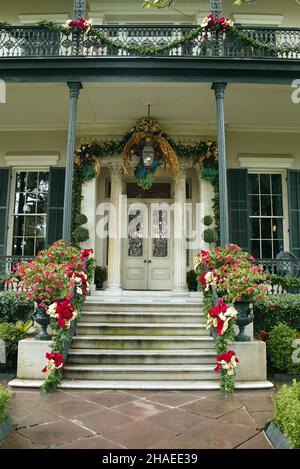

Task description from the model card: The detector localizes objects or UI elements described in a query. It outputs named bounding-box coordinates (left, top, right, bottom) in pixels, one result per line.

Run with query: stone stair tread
left=73, top=335, right=213, bottom=340
left=81, top=311, right=204, bottom=316
left=64, top=364, right=215, bottom=371
left=67, top=349, right=216, bottom=355
left=77, top=322, right=206, bottom=327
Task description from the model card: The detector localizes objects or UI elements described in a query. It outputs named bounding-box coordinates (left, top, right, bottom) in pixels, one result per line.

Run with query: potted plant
left=187, top=270, right=198, bottom=292
left=94, top=266, right=107, bottom=290
left=195, top=244, right=270, bottom=341
left=0, top=385, right=12, bottom=444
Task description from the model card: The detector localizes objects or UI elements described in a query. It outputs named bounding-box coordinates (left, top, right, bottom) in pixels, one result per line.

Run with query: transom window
left=12, top=171, right=49, bottom=256
left=249, top=173, right=284, bottom=259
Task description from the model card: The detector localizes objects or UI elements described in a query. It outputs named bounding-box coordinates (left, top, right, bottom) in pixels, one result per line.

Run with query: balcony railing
left=0, top=255, right=34, bottom=292
left=0, top=24, right=300, bottom=60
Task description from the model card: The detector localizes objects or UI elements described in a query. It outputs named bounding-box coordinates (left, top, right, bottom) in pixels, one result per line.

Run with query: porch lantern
left=142, top=138, right=155, bottom=168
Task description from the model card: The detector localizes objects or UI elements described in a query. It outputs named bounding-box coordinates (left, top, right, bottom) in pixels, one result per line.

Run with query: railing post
left=63, top=82, right=82, bottom=242
left=210, top=0, right=223, bottom=16
left=212, top=82, right=229, bottom=247
left=73, top=0, right=87, bottom=19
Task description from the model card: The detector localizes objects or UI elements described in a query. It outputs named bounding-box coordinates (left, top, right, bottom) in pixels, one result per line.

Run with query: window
left=12, top=171, right=49, bottom=256
left=248, top=173, right=284, bottom=259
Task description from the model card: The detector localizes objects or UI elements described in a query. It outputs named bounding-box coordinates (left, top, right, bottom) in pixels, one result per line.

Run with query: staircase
left=62, top=294, right=223, bottom=390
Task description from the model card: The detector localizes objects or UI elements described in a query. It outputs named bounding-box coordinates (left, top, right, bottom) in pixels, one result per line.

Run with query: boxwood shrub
left=267, top=323, right=300, bottom=374
left=254, top=294, right=300, bottom=333
left=0, top=385, right=11, bottom=423
left=0, top=291, right=33, bottom=324
left=274, top=380, right=300, bottom=448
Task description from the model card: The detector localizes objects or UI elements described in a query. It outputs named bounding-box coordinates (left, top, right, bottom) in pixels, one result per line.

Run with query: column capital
left=212, top=82, right=227, bottom=100
left=67, top=82, right=83, bottom=99
left=109, top=161, right=123, bottom=178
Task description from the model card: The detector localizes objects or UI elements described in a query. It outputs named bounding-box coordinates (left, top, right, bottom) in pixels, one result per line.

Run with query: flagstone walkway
left=0, top=386, right=275, bottom=449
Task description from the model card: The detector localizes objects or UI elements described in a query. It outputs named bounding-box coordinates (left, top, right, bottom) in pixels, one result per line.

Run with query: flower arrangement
left=207, top=300, right=237, bottom=336
left=41, top=352, right=65, bottom=394
left=215, top=350, right=239, bottom=376
left=63, top=18, right=93, bottom=33
left=201, top=14, right=234, bottom=32
left=47, top=298, right=77, bottom=329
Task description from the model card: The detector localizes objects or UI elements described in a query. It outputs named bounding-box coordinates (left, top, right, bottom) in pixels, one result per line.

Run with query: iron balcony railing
left=257, top=258, right=300, bottom=278
left=0, top=255, right=34, bottom=292
left=0, top=24, right=300, bottom=59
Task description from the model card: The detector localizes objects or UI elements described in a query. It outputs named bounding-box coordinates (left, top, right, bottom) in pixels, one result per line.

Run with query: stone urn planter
left=32, top=303, right=51, bottom=341
left=234, top=301, right=254, bottom=342
left=0, top=416, right=12, bottom=444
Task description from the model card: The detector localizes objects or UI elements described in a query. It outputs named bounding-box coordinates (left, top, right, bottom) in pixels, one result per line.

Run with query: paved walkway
left=0, top=387, right=275, bottom=449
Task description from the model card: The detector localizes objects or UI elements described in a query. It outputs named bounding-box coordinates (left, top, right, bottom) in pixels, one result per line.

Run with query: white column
left=81, top=176, right=97, bottom=253
left=173, top=165, right=188, bottom=292
left=106, top=163, right=123, bottom=292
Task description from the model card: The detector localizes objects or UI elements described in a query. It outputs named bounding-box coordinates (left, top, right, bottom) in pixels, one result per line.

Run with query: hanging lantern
left=142, top=139, right=155, bottom=168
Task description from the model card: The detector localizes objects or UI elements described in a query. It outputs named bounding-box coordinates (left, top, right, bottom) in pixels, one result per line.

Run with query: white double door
left=122, top=199, right=173, bottom=290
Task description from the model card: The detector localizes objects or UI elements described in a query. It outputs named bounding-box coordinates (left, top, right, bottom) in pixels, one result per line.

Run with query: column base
left=105, top=285, right=123, bottom=294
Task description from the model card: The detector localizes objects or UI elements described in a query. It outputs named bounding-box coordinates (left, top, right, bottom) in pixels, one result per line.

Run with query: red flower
left=43, top=352, right=64, bottom=373
left=55, top=298, right=75, bottom=329
left=215, top=350, right=239, bottom=372
left=80, top=248, right=93, bottom=261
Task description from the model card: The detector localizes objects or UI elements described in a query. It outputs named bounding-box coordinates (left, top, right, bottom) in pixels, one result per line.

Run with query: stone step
left=76, top=322, right=209, bottom=336
left=66, top=349, right=216, bottom=365
left=71, top=335, right=214, bottom=350
left=84, top=303, right=202, bottom=313
left=63, top=364, right=217, bottom=381
left=80, top=311, right=205, bottom=324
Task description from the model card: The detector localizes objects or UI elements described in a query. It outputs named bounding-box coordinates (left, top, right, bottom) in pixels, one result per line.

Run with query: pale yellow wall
left=227, top=131, right=300, bottom=168
left=0, top=131, right=67, bottom=166
left=0, top=0, right=73, bottom=23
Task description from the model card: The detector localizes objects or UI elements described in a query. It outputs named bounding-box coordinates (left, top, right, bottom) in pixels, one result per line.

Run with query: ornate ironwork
left=0, top=255, right=34, bottom=291
left=257, top=258, right=300, bottom=277
left=73, top=0, right=86, bottom=20
left=1, top=24, right=300, bottom=60
left=210, top=0, right=223, bottom=17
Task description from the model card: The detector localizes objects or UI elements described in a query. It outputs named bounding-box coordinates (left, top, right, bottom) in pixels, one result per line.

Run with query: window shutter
left=227, top=169, right=249, bottom=251
left=0, top=168, right=11, bottom=256
left=46, top=168, right=65, bottom=246
left=288, top=170, right=300, bottom=258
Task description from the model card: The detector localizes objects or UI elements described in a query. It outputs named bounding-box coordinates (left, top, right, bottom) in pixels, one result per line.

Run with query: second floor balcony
left=1, top=23, right=300, bottom=61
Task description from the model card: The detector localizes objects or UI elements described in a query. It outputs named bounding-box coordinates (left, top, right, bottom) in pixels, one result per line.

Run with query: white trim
left=18, top=14, right=68, bottom=25
left=232, top=14, right=284, bottom=26
left=239, top=155, right=294, bottom=169
left=4, top=153, right=59, bottom=168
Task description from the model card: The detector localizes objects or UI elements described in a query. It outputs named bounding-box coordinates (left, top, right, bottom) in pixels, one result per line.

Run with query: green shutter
left=46, top=168, right=65, bottom=246
left=288, top=170, right=300, bottom=258
left=227, top=169, right=249, bottom=251
left=0, top=168, right=11, bottom=256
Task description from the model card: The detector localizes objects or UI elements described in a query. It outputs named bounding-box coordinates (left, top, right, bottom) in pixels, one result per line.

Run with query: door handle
left=148, top=260, right=152, bottom=264
left=143, top=259, right=147, bottom=263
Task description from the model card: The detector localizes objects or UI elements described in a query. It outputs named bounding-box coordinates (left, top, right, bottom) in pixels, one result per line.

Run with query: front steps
left=63, top=297, right=222, bottom=387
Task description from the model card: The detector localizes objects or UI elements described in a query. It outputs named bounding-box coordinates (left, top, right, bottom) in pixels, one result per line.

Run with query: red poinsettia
left=47, top=297, right=77, bottom=329
left=64, top=18, right=93, bottom=32
left=207, top=300, right=237, bottom=336
left=80, top=248, right=93, bottom=261
left=215, top=350, right=239, bottom=376
left=42, top=351, right=64, bottom=373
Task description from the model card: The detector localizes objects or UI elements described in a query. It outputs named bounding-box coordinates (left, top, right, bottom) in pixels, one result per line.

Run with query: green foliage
left=82, top=164, right=96, bottom=182
left=40, top=369, right=62, bottom=396
left=74, top=213, right=88, bottom=227
left=0, top=385, right=11, bottom=423
left=94, top=266, right=107, bottom=290
left=273, top=380, right=300, bottom=448
left=0, top=291, right=33, bottom=323
left=267, top=324, right=300, bottom=374
left=269, top=274, right=300, bottom=294
left=137, top=171, right=155, bottom=189
left=72, top=226, right=89, bottom=243
left=186, top=270, right=198, bottom=292
left=201, top=166, right=218, bottom=183
left=203, top=215, right=213, bottom=227
left=254, top=294, right=300, bottom=333
left=203, top=228, right=218, bottom=244
left=0, top=322, right=29, bottom=370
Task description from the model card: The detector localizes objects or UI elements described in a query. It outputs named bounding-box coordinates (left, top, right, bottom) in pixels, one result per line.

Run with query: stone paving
left=0, top=386, right=275, bottom=449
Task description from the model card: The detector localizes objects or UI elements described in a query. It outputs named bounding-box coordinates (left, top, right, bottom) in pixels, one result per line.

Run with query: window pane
left=272, top=219, right=283, bottom=239
left=250, top=240, right=260, bottom=259
left=261, top=219, right=271, bottom=239
left=273, top=240, right=284, bottom=257
left=262, top=240, right=272, bottom=259
left=38, top=172, right=49, bottom=192
left=36, top=193, right=48, bottom=214
left=13, top=216, right=25, bottom=237
left=261, top=195, right=272, bottom=216
left=249, top=174, right=259, bottom=194
left=250, top=218, right=260, bottom=238
left=272, top=196, right=283, bottom=216
left=23, top=238, right=35, bottom=256
left=26, top=172, right=38, bottom=192
left=36, top=216, right=46, bottom=237
left=15, top=172, right=27, bottom=193
left=12, top=238, right=23, bottom=256
left=24, top=193, right=37, bottom=214
left=25, top=216, right=36, bottom=236
left=14, top=193, right=26, bottom=214
left=250, top=195, right=260, bottom=216
left=36, top=238, right=45, bottom=255
left=272, top=175, right=282, bottom=195
left=260, top=174, right=271, bottom=194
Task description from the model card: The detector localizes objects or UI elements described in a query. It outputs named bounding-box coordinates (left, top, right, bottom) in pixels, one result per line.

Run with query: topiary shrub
left=74, top=213, right=88, bottom=227
left=267, top=323, right=300, bottom=374
left=203, top=215, right=213, bottom=227
left=72, top=226, right=89, bottom=244
left=0, top=291, right=33, bottom=324
left=203, top=228, right=218, bottom=244
left=273, top=380, right=300, bottom=448
left=187, top=270, right=198, bottom=292
left=94, top=266, right=107, bottom=290
left=254, top=294, right=300, bottom=333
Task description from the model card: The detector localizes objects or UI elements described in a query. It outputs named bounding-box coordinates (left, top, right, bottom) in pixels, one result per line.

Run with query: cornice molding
left=239, top=154, right=294, bottom=169
left=232, top=14, right=284, bottom=26
left=18, top=14, right=69, bottom=24
left=4, top=152, right=60, bottom=167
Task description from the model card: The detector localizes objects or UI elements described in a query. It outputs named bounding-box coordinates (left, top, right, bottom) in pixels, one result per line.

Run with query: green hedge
left=274, top=380, right=300, bottom=448
left=0, top=385, right=11, bottom=424
left=0, top=291, right=33, bottom=324
left=0, top=323, right=28, bottom=370
left=254, top=294, right=300, bottom=333
left=267, top=323, right=300, bottom=374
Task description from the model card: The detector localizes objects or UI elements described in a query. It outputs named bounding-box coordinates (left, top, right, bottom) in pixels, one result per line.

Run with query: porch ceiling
left=0, top=82, right=298, bottom=134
